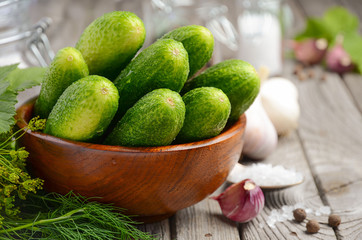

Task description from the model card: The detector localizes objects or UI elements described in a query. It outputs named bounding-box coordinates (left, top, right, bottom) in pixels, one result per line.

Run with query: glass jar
left=0, top=0, right=54, bottom=106
left=236, top=0, right=290, bottom=76
left=142, top=0, right=238, bottom=64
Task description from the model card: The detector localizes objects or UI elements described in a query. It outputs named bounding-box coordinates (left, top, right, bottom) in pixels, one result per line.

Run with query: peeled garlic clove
left=243, top=97, right=278, bottom=159
left=212, top=179, right=265, bottom=223
left=260, top=77, right=300, bottom=136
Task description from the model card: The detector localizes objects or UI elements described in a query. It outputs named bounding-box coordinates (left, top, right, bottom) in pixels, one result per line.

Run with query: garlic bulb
left=212, top=179, right=264, bottom=223
left=326, top=43, right=355, bottom=74
left=260, top=77, right=300, bottom=136
left=292, top=38, right=328, bottom=65
left=242, top=96, right=278, bottom=159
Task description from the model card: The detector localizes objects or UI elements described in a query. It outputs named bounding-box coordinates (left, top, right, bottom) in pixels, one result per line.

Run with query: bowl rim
left=16, top=101, right=246, bottom=153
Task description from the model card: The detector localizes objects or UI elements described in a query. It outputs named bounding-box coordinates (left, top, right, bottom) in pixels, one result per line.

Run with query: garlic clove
left=243, top=96, right=278, bottom=159
left=326, top=43, right=355, bottom=74
left=212, top=179, right=265, bottom=223
left=260, top=77, right=300, bottom=136
left=292, top=38, right=328, bottom=65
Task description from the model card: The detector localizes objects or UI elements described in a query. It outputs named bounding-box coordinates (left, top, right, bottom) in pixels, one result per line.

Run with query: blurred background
left=0, top=0, right=296, bottom=75
left=3, top=0, right=360, bottom=106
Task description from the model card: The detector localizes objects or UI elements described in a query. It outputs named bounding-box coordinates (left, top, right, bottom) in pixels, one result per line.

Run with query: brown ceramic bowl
left=16, top=101, right=246, bottom=223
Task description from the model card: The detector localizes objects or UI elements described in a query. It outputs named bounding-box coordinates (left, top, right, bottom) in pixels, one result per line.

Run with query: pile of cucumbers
left=34, top=11, right=260, bottom=147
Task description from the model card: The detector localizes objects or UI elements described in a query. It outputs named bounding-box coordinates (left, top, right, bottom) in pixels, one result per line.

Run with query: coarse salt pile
left=228, top=163, right=303, bottom=187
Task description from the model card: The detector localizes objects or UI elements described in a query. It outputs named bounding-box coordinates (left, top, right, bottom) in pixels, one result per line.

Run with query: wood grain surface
left=19, top=0, right=362, bottom=239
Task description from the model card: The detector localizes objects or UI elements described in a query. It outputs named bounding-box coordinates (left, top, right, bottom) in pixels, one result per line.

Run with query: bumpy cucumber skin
left=34, top=47, right=89, bottom=118
left=176, top=87, right=231, bottom=143
left=44, top=76, right=119, bottom=142
left=162, top=25, right=214, bottom=79
left=112, top=39, right=189, bottom=122
left=75, top=11, right=146, bottom=80
left=105, top=89, right=185, bottom=147
left=182, top=59, right=260, bottom=122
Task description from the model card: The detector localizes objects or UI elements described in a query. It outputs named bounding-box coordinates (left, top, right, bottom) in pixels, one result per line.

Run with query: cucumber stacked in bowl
left=34, top=11, right=260, bottom=147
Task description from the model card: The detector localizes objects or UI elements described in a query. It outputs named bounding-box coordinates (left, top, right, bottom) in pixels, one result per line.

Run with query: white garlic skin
left=242, top=96, right=278, bottom=159
left=260, top=77, right=300, bottom=136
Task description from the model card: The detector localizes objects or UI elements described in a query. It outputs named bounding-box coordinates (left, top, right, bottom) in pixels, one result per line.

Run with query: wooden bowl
left=16, top=101, right=246, bottom=223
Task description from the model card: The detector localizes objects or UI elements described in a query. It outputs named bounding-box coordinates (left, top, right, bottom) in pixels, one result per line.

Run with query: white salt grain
left=305, top=208, right=313, bottom=214
left=282, top=205, right=294, bottom=220
left=316, top=206, right=331, bottom=216
left=267, top=216, right=277, bottom=228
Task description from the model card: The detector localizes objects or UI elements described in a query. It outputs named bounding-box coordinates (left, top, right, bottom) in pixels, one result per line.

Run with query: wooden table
left=28, top=0, right=362, bottom=239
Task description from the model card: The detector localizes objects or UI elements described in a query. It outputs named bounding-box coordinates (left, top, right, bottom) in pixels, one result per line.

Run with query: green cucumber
left=34, top=47, right=88, bottom=118
left=162, top=25, right=214, bottom=78
left=44, top=76, right=119, bottom=141
left=105, top=89, right=185, bottom=147
left=176, top=87, right=231, bottom=143
left=75, top=11, right=146, bottom=80
left=182, top=59, right=260, bottom=122
left=112, top=38, right=189, bottom=122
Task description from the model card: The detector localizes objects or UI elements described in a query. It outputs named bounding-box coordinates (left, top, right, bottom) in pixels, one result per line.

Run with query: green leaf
left=323, top=7, right=359, bottom=37
left=343, top=31, right=362, bottom=73
left=0, top=89, right=17, bottom=134
left=0, top=65, right=45, bottom=134
left=295, top=7, right=359, bottom=43
left=6, top=67, right=46, bottom=92
left=0, top=64, right=18, bottom=95
left=295, top=18, right=330, bottom=41
left=0, top=64, right=19, bottom=134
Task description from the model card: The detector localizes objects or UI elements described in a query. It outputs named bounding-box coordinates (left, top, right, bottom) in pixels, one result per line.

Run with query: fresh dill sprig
left=0, top=118, right=155, bottom=239
left=0, top=117, right=46, bottom=226
left=0, top=192, right=155, bottom=240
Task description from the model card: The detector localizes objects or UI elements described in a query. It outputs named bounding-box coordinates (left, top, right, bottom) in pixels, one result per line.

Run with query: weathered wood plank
left=240, top=0, right=337, bottom=238
left=240, top=3, right=339, bottom=238
left=240, top=122, right=336, bottom=239
left=343, top=74, right=362, bottom=113
left=172, top=196, right=241, bottom=240
left=242, top=195, right=337, bottom=240
left=290, top=0, right=362, bottom=238
left=293, top=65, right=362, bottom=240
left=138, top=220, right=171, bottom=240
